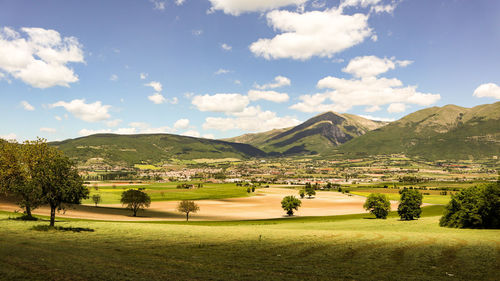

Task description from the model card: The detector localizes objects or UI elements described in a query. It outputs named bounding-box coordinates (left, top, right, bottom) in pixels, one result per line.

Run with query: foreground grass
left=1, top=207, right=498, bottom=281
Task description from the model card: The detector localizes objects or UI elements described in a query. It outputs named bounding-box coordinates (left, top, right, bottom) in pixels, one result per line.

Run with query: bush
left=299, top=189, right=305, bottom=199
left=440, top=183, right=500, bottom=229
left=397, top=188, right=423, bottom=220
left=363, top=193, right=391, bottom=219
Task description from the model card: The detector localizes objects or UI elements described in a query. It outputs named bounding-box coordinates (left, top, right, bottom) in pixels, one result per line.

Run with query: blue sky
left=0, top=0, right=499, bottom=141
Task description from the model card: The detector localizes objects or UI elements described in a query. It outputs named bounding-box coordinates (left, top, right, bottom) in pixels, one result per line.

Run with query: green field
left=82, top=182, right=253, bottom=204
left=1, top=206, right=498, bottom=280
left=350, top=191, right=452, bottom=205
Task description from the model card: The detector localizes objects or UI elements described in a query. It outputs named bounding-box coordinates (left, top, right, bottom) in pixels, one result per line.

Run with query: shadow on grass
left=31, top=225, right=95, bottom=232
left=8, top=214, right=39, bottom=221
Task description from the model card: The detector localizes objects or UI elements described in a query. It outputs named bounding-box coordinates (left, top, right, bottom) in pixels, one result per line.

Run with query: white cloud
left=169, top=97, right=179, bottom=104
left=202, top=134, right=215, bottom=139
left=208, top=0, right=308, bottom=16
left=221, top=43, right=232, bottom=51
left=234, top=80, right=241, bottom=85
left=174, top=118, right=190, bottom=129
left=340, top=0, right=397, bottom=14
left=192, top=29, right=203, bottom=36
left=151, top=0, right=166, bottom=10
left=176, top=0, right=185, bottom=5
left=148, top=93, right=166, bottom=104
left=20, top=100, right=34, bottom=111
left=343, top=56, right=412, bottom=78
left=110, top=74, right=118, bottom=81
left=255, top=75, right=291, bottom=89
left=214, top=68, right=231, bottom=75
left=140, top=73, right=148, bottom=80
left=365, top=105, right=380, bottom=112
left=250, top=8, right=372, bottom=60
left=106, top=119, right=122, bottom=127
left=387, top=102, right=406, bottom=113
left=203, top=106, right=300, bottom=132
left=129, top=122, right=150, bottom=129
left=54, top=115, right=62, bottom=121
left=79, top=122, right=175, bottom=136
left=0, top=27, right=84, bottom=88
left=50, top=99, right=111, bottom=122
left=182, top=130, right=200, bottom=138
left=145, top=81, right=162, bottom=92
left=248, top=90, right=289, bottom=103
left=0, top=133, right=17, bottom=140
left=40, top=127, right=56, bottom=133
left=473, top=83, right=500, bottom=99
left=290, top=56, right=440, bottom=113
left=192, top=93, right=249, bottom=113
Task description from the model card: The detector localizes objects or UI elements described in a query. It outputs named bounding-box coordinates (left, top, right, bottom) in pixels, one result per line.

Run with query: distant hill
left=339, top=102, right=500, bottom=159
left=50, top=134, right=266, bottom=166
left=225, top=112, right=387, bottom=155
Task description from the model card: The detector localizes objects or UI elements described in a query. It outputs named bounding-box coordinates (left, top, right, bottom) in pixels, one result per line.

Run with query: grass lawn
left=82, top=182, right=253, bottom=204
left=351, top=191, right=452, bottom=205
left=0, top=206, right=498, bottom=281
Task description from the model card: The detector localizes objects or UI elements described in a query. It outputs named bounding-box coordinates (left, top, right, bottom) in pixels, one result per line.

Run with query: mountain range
left=49, top=102, right=500, bottom=165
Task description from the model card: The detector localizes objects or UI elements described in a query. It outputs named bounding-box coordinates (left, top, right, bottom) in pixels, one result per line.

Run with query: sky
left=0, top=0, right=499, bottom=142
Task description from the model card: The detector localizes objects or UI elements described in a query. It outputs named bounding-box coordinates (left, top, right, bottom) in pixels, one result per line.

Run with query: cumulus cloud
left=387, top=102, right=406, bottom=113
left=221, top=43, right=232, bottom=51
left=255, top=75, right=291, bottom=89
left=79, top=122, right=176, bottom=136
left=202, top=134, right=215, bottom=139
left=50, top=99, right=111, bottom=122
left=40, top=127, right=56, bottom=133
left=248, top=90, right=289, bottom=103
left=145, top=81, right=162, bottom=92
left=359, top=115, right=395, bottom=122
left=290, top=56, right=440, bottom=113
left=203, top=106, right=300, bottom=132
left=0, top=27, right=84, bottom=88
left=340, top=0, right=397, bottom=14
left=192, top=93, right=249, bottom=113
left=181, top=130, right=200, bottom=138
left=208, top=0, right=308, bottom=16
left=140, top=73, right=148, bottom=80
left=176, top=0, right=185, bottom=5
left=148, top=93, right=166, bottom=104
left=342, top=56, right=412, bottom=78
left=20, top=100, right=35, bottom=111
left=0, top=133, right=17, bottom=140
left=250, top=8, right=372, bottom=60
left=151, top=0, right=166, bottom=10
left=174, top=118, right=190, bottom=129
left=473, top=83, right=500, bottom=99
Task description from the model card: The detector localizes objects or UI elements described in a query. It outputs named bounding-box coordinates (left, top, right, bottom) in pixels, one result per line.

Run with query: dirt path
left=0, top=188, right=401, bottom=221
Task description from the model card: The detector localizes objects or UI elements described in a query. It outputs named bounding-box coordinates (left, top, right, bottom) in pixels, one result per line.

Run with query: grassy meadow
left=0, top=206, right=498, bottom=281
left=82, top=182, right=253, bottom=205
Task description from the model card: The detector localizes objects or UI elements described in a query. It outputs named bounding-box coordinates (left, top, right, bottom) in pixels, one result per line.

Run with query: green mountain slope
left=227, top=112, right=387, bottom=155
left=339, top=102, right=500, bottom=159
left=50, top=134, right=266, bottom=166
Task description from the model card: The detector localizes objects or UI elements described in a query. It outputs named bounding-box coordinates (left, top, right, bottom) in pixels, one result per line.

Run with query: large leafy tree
left=281, top=196, right=301, bottom=216
left=121, top=189, right=151, bottom=217
left=397, top=188, right=423, bottom=220
left=0, top=139, right=43, bottom=218
left=440, top=183, right=500, bottom=229
left=27, top=140, right=89, bottom=226
left=363, top=193, right=391, bottom=219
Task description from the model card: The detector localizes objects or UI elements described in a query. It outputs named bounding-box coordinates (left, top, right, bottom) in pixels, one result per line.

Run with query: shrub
left=363, top=193, right=391, bottom=219
left=299, top=189, right=305, bottom=199
left=440, top=183, right=500, bottom=229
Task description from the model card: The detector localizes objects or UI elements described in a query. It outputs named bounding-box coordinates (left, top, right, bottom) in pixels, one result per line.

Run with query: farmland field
left=0, top=206, right=498, bottom=281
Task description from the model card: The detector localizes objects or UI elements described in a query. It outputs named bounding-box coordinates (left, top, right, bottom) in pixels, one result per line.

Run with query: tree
left=281, top=196, right=301, bottom=216
left=363, top=193, right=391, bottom=219
left=92, top=194, right=102, bottom=207
left=299, top=189, right=305, bottom=199
left=440, top=183, right=500, bottom=229
left=121, top=189, right=151, bottom=217
left=177, top=200, right=200, bottom=221
left=30, top=142, right=89, bottom=227
left=305, top=186, right=316, bottom=198
left=397, top=188, right=423, bottom=220
left=0, top=140, right=44, bottom=218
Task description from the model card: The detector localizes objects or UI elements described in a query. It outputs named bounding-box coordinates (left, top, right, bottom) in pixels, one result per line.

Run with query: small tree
left=281, top=196, right=301, bottom=216
left=92, top=194, right=102, bottom=207
left=299, top=189, right=305, bottom=199
left=363, top=193, right=391, bottom=219
left=121, top=189, right=151, bottom=217
left=305, top=186, right=316, bottom=198
left=177, top=200, right=200, bottom=221
left=398, top=188, right=423, bottom=220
